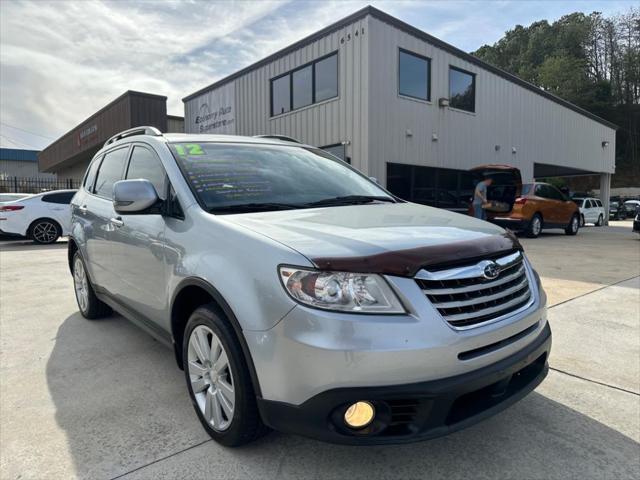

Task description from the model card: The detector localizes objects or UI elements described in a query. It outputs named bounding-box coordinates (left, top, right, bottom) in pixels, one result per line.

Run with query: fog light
left=344, top=401, right=375, bottom=429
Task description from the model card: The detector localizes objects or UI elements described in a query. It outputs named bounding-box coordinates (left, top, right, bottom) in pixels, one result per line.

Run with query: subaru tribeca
left=68, top=127, right=551, bottom=446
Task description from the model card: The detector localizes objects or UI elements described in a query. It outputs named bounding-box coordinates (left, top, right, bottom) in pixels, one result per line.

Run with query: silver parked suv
left=69, top=126, right=551, bottom=446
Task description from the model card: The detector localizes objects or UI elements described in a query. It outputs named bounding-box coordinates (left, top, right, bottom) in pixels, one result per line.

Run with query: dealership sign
left=77, top=124, right=97, bottom=146
left=186, top=83, right=235, bottom=134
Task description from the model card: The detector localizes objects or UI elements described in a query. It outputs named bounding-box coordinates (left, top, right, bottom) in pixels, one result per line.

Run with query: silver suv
left=69, top=127, right=551, bottom=446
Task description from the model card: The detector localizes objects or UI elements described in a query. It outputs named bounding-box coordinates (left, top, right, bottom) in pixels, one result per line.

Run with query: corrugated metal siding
left=185, top=17, right=370, bottom=171
left=167, top=117, right=184, bottom=133
left=367, top=17, right=616, bottom=184
left=0, top=149, right=39, bottom=162
left=0, top=160, right=55, bottom=178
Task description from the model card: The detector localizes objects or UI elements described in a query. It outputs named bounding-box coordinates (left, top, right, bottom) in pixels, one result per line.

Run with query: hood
left=222, top=202, right=520, bottom=277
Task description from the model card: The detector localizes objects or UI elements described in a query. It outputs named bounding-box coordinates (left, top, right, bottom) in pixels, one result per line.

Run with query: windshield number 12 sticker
left=175, top=144, right=204, bottom=156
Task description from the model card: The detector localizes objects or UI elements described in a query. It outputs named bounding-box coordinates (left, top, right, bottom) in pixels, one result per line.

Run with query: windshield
left=169, top=142, right=393, bottom=213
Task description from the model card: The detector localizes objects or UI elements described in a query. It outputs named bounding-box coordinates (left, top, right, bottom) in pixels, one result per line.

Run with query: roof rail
left=104, top=126, right=162, bottom=147
left=253, top=134, right=301, bottom=144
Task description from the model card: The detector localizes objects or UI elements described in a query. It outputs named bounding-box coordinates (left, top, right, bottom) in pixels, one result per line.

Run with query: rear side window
left=521, top=184, right=533, bottom=195
left=126, top=146, right=166, bottom=198
left=595, top=199, right=603, bottom=207
left=94, top=148, right=129, bottom=199
left=42, top=191, right=76, bottom=204
left=83, top=157, right=102, bottom=193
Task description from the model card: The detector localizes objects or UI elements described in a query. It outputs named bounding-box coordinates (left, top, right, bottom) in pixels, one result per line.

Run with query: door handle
left=78, top=205, right=88, bottom=214
left=110, top=217, right=124, bottom=228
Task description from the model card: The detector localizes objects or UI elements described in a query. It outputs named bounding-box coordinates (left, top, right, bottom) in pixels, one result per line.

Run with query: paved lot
left=1, top=221, right=639, bottom=479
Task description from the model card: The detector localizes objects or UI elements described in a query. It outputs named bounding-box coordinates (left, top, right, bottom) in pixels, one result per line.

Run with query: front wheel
left=183, top=304, right=267, bottom=447
left=565, top=214, right=580, bottom=235
left=595, top=214, right=603, bottom=227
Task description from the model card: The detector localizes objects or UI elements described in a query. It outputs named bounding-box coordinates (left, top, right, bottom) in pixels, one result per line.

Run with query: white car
left=0, top=190, right=76, bottom=243
left=0, top=193, right=32, bottom=203
left=573, top=197, right=605, bottom=227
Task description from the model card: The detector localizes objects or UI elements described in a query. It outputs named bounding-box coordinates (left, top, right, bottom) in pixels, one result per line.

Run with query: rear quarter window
left=41, top=191, right=76, bottom=204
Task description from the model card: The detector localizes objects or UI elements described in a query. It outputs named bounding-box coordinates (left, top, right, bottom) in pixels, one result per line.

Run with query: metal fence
left=0, top=177, right=80, bottom=194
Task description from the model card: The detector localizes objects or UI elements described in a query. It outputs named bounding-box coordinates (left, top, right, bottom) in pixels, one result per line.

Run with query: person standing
left=473, top=176, right=493, bottom=220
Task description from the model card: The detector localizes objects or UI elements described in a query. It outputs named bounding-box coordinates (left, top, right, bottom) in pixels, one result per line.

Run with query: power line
left=0, top=122, right=56, bottom=140
left=0, top=134, right=40, bottom=150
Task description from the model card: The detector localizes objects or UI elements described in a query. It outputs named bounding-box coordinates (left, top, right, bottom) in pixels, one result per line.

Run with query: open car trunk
left=470, top=164, right=522, bottom=215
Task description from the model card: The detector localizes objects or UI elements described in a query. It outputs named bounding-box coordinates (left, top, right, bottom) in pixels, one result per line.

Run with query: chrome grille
left=415, top=251, right=532, bottom=328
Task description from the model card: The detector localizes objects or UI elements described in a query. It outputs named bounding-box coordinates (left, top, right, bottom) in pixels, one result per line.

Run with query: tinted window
left=292, top=65, right=313, bottom=110
left=83, top=157, right=101, bottom=192
left=386, top=163, right=412, bottom=201
left=449, top=67, right=475, bottom=112
left=595, top=199, right=603, bottom=207
left=399, top=50, right=430, bottom=101
left=170, top=143, right=390, bottom=212
left=270, top=52, right=338, bottom=116
left=271, top=75, right=290, bottom=116
left=42, top=191, right=76, bottom=204
left=315, top=54, right=338, bottom=102
left=126, top=146, right=166, bottom=198
left=94, top=148, right=128, bottom=199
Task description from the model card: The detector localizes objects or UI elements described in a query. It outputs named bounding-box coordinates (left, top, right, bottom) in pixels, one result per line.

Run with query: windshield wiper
left=209, top=202, right=303, bottom=214
left=305, top=195, right=395, bottom=207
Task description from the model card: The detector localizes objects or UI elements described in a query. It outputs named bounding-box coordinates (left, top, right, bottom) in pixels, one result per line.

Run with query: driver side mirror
left=113, top=179, right=159, bottom=214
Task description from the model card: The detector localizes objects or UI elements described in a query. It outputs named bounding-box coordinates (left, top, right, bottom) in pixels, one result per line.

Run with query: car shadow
left=0, top=239, right=67, bottom=251
left=46, top=313, right=640, bottom=479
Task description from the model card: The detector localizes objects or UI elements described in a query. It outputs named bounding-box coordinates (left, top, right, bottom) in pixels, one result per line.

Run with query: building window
left=270, top=52, right=338, bottom=116
left=271, top=75, right=291, bottom=116
left=315, top=54, right=338, bottom=102
left=449, top=66, right=475, bottom=112
left=292, top=65, right=313, bottom=110
left=399, top=49, right=430, bottom=101
left=320, top=143, right=348, bottom=163
left=386, top=163, right=477, bottom=212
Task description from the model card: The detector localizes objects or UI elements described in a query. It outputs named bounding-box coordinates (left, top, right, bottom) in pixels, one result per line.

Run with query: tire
left=595, top=214, right=603, bottom=227
left=526, top=214, right=543, bottom=238
left=183, top=304, right=267, bottom=447
left=580, top=214, right=585, bottom=227
left=72, top=252, right=112, bottom=319
left=565, top=214, right=580, bottom=235
left=29, top=218, right=61, bottom=244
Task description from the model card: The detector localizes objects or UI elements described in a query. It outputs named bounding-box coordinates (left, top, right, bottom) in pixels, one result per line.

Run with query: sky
left=0, top=0, right=634, bottom=151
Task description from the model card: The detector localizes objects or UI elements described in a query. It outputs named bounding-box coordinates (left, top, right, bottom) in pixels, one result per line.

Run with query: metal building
left=39, top=91, right=184, bottom=182
left=183, top=6, right=616, bottom=211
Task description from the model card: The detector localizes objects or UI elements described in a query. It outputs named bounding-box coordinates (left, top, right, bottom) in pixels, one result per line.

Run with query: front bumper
left=258, top=322, right=551, bottom=444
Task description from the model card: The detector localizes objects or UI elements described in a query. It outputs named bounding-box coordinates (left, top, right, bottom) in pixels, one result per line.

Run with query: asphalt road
left=1, top=221, right=638, bottom=479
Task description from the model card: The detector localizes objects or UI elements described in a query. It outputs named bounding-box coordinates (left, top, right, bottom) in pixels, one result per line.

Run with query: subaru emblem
left=483, top=261, right=500, bottom=280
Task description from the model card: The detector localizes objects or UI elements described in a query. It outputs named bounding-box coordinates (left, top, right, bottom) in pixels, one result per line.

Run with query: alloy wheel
left=32, top=221, right=58, bottom=243
left=73, top=257, right=89, bottom=313
left=188, top=326, right=235, bottom=431
left=572, top=216, right=579, bottom=233
left=532, top=217, right=541, bottom=236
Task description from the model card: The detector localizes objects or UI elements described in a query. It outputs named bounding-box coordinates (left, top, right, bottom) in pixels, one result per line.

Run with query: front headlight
left=279, top=267, right=405, bottom=314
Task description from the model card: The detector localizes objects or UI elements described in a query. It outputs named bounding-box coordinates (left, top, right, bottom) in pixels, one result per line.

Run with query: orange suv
left=489, top=182, right=580, bottom=238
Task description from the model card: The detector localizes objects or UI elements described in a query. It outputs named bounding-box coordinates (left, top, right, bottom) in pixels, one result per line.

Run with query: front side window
left=399, top=49, right=430, bottom=101
left=270, top=52, right=338, bottom=116
left=449, top=67, right=475, bottom=112
left=94, top=147, right=128, bottom=199
left=126, top=146, right=167, bottom=198
left=169, top=142, right=391, bottom=213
